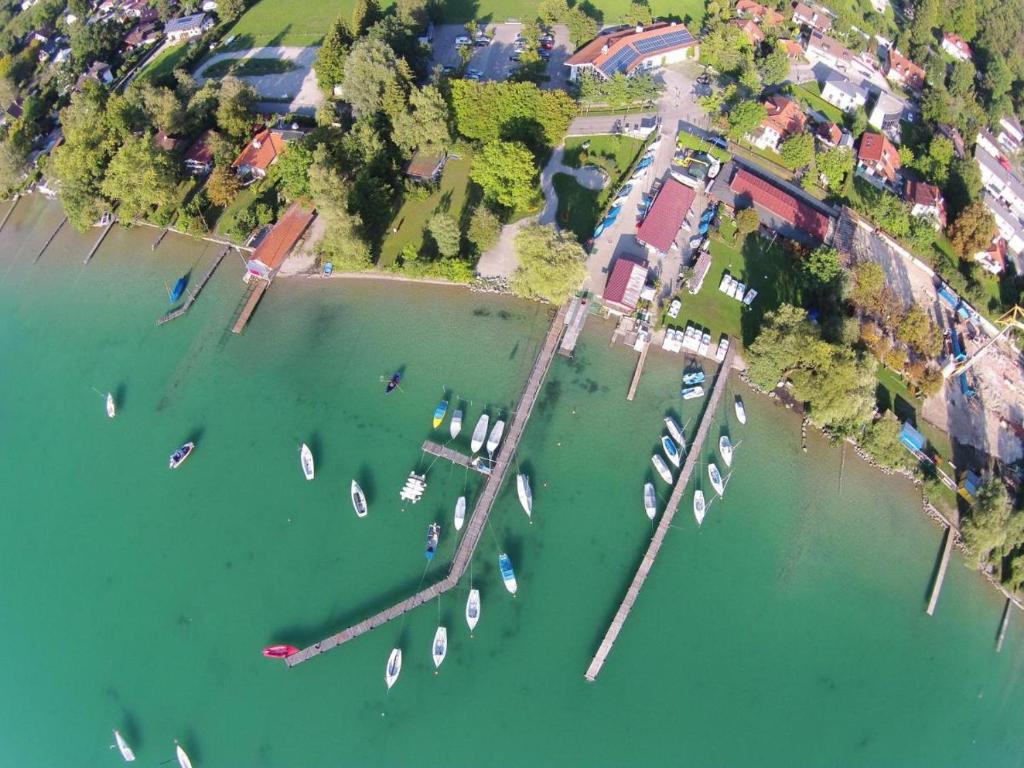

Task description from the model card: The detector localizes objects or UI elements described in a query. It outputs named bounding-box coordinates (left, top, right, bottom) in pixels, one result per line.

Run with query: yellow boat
left=432, top=399, right=448, bottom=429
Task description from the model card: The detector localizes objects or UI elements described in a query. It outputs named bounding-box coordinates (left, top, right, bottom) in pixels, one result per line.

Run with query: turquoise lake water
left=1, top=195, right=1022, bottom=766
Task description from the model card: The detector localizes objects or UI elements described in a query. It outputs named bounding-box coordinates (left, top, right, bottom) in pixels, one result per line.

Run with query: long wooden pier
left=157, top=247, right=229, bottom=325
left=83, top=216, right=115, bottom=264
left=421, top=440, right=490, bottom=475
left=926, top=525, right=956, bottom=616
left=33, top=216, right=66, bottom=263
left=285, top=304, right=569, bottom=667
left=626, top=342, right=649, bottom=401
left=0, top=195, right=19, bottom=233
left=584, top=342, right=735, bottom=682
left=230, top=279, right=269, bottom=334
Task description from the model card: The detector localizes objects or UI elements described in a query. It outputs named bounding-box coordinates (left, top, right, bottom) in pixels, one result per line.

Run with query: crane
left=950, top=305, right=1024, bottom=377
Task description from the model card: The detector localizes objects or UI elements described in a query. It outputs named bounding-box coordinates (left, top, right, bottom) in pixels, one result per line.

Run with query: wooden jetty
left=926, top=525, right=956, bottom=616
left=230, top=279, right=268, bottom=334
left=584, top=341, right=736, bottom=682
left=83, top=217, right=115, bottom=264
left=156, top=247, right=228, bottom=326
left=285, top=304, right=569, bottom=668
left=0, top=195, right=19, bottom=233
left=32, top=216, right=67, bottom=263
left=996, top=598, right=1012, bottom=652
left=421, top=441, right=490, bottom=475
left=559, top=296, right=588, bottom=357
left=626, top=342, right=649, bottom=401
left=151, top=228, right=169, bottom=251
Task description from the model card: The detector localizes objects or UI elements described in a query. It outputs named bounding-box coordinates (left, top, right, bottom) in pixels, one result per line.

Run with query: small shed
left=404, top=150, right=446, bottom=182
left=603, top=256, right=649, bottom=315
left=245, top=202, right=316, bottom=281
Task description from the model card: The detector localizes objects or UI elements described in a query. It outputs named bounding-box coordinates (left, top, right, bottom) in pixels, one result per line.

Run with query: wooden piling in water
left=152, top=228, right=169, bottom=251
left=33, top=216, right=67, bottom=263
left=0, top=195, right=20, bottom=233
left=584, top=342, right=736, bottom=682
left=83, top=218, right=115, bottom=264
left=996, top=598, right=1011, bottom=652
left=926, top=525, right=955, bottom=616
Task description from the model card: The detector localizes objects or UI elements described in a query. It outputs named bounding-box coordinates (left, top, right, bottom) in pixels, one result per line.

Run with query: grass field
left=556, top=135, right=645, bottom=241
left=138, top=42, right=190, bottom=82
left=789, top=81, right=845, bottom=125
left=553, top=173, right=602, bottom=241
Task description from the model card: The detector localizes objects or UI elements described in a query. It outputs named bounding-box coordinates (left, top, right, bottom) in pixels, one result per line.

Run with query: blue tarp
left=950, top=330, right=966, bottom=362
left=959, top=372, right=975, bottom=397
left=900, top=423, right=927, bottom=452
left=937, top=284, right=959, bottom=308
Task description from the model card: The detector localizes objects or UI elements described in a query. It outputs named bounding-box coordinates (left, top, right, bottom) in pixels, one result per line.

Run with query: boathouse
left=244, top=202, right=315, bottom=281
left=636, top=177, right=696, bottom=254
left=602, top=256, right=649, bottom=315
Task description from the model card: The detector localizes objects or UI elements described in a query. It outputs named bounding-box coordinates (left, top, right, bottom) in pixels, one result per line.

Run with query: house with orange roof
left=941, top=32, right=972, bottom=62
left=232, top=128, right=287, bottom=180
left=735, top=0, right=785, bottom=26
left=884, top=48, right=925, bottom=92
left=974, top=239, right=1006, bottom=275
left=564, top=22, right=698, bottom=82
left=245, top=202, right=316, bottom=281
left=730, top=17, right=765, bottom=45
left=857, top=132, right=901, bottom=186
left=778, top=39, right=805, bottom=59
left=904, top=178, right=946, bottom=228
left=749, top=95, right=807, bottom=151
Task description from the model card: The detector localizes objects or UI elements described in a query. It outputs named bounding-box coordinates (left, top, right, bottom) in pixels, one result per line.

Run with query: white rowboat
left=664, top=416, right=685, bottom=451
left=735, top=396, right=747, bottom=424
left=432, top=626, right=447, bottom=669
left=693, top=490, right=706, bottom=525
left=454, top=496, right=466, bottom=531
left=708, top=463, right=725, bottom=497
left=351, top=480, right=367, bottom=518
left=113, top=730, right=135, bottom=762
left=300, top=443, right=314, bottom=481
left=385, top=647, right=402, bottom=689
left=719, top=436, right=734, bottom=467
left=106, top=392, right=116, bottom=419
left=516, top=473, right=533, bottom=519
left=470, top=414, right=489, bottom=453
left=450, top=408, right=463, bottom=439
left=644, top=482, right=657, bottom=520
left=175, top=743, right=193, bottom=768
left=466, top=588, right=481, bottom=632
left=486, top=419, right=505, bottom=454
left=652, top=454, right=673, bottom=484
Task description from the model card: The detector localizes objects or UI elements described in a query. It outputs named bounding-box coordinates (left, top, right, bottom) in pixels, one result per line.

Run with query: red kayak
left=262, top=645, right=299, bottom=659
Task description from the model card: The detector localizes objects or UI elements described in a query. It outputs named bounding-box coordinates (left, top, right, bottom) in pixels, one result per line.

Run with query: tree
left=206, top=165, right=241, bottom=207
left=350, top=0, right=382, bottom=36
left=100, top=134, right=179, bottom=220
left=756, top=46, right=790, bottom=86
left=450, top=80, right=576, bottom=154
left=391, top=85, right=451, bottom=156
left=428, top=212, right=461, bottom=258
left=896, top=304, right=942, bottom=356
left=470, top=140, right=539, bottom=212
left=700, top=21, right=755, bottom=77
left=846, top=106, right=867, bottom=137
left=215, top=77, right=257, bottom=140
left=309, top=148, right=371, bottom=270
left=0, top=133, right=29, bottom=196
left=218, top=0, right=245, bottom=21
left=342, top=38, right=400, bottom=118
left=69, top=18, right=122, bottom=66
left=817, top=146, right=853, bottom=193
left=779, top=132, right=815, bottom=170
left=947, top=157, right=982, bottom=217
left=621, top=0, right=653, bottom=26
left=395, top=0, right=430, bottom=27
left=802, top=246, right=844, bottom=292
left=951, top=0, right=978, bottom=40
left=565, top=7, right=599, bottom=47
left=510, top=224, right=587, bottom=303
left=982, top=54, right=1013, bottom=103
left=910, top=0, right=939, bottom=47
left=948, top=201, right=996, bottom=257
left=467, top=205, right=501, bottom=253
left=138, top=83, right=186, bottom=135
left=727, top=99, right=767, bottom=139
left=860, top=411, right=909, bottom=470
left=735, top=207, right=760, bottom=236
left=271, top=140, right=315, bottom=200
left=315, top=18, right=353, bottom=95
left=961, top=479, right=1018, bottom=565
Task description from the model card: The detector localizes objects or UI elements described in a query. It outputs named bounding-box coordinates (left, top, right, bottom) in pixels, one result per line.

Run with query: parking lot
left=430, top=23, right=570, bottom=85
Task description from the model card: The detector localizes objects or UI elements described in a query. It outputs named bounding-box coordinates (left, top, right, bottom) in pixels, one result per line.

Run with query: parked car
left=466, top=68, right=484, bottom=80
left=474, top=36, right=491, bottom=47
left=455, top=35, right=472, bottom=46
left=707, top=134, right=728, bottom=150
left=510, top=52, right=521, bottom=62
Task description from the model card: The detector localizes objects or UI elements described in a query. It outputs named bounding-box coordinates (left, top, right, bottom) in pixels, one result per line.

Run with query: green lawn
left=379, top=154, right=474, bottom=267
left=553, top=173, right=602, bottom=241
left=790, top=82, right=845, bottom=125
left=563, top=135, right=644, bottom=182
left=557, top=135, right=645, bottom=242
left=138, top=43, right=190, bottom=82
left=676, top=130, right=731, bottom=163
left=213, top=182, right=264, bottom=242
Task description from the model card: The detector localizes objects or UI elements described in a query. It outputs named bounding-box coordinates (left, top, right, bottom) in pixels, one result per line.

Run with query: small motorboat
left=351, top=480, right=368, bottom=518
left=168, top=442, right=194, bottom=470
left=486, top=419, right=505, bottom=455
left=661, top=435, right=681, bottom=468
left=652, top=454, right=673, bottom=484
left=643, top=482, right=657, bottom=520
left=682, top=369, right=705, bottom=386
left=470, top=413, right=489, bottom=453
left=498, top=552, right=517, bottom=594
left=681, top=385, right=705, bottom=400
left=708, top=462, right=725, bottom=497
left=719, top=436, right=734, bottom=467
left=175, top=742, right=193, bottom=768
left=106, top=392, right=116, bottom=419
left=262, top=644, right=299, bottom=659
left=735, top=396, right=747, bottom=424
left=113, top=730, right=135, bottom=762
left=693, top=489, right=706, bottom=525
left=385, top=372, right=401, bottom=394
left=385, top=647, right=402, bottom=689
left=425, top=522, right=440, bottom=560
left=450, top=408, right=463, bottom=439
left=300, top=443, right=314, bottom=481
left=432, top=626, right=447, bottom=670
left=664, top=416, right=686, bottom=451
left=516, top=473, right=533, bottom=519
left=454, top=496, right=466, bottom=531
left=168, top=274, right=188, bottom=304
left=466, top=588, right=481, bottom=633
left=433, top=399, right=448, bottom=429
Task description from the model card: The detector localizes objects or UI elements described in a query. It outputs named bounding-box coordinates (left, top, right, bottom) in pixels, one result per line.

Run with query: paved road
left=195, top=46, right=323, bottom=116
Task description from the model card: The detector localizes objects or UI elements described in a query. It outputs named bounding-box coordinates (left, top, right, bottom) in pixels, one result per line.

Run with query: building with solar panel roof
left=564, top=22, right=699, bottom=82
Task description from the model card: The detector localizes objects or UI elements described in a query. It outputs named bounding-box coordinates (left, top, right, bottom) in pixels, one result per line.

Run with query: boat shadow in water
left=116, top=709, right=142, bottom=751
left=308, top=432, right=323, bottom=469
left=114, top=383, right=128, bottom=413
left=356, top=462, right=377, bottom=503
left=185, top=426, right=205, bottom=445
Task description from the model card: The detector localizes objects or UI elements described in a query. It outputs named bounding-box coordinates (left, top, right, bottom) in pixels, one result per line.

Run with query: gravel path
left=195, top=46, right=323, bottom=116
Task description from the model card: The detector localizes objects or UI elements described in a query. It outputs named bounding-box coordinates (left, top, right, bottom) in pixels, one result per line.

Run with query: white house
left=820, top=71, right=868, bottom=113
left=868, top=91, right=908, bottom=140
left=164, top=13, right=214, bottom=43
left=974, top=239, right=1006, bottom=275
left=976, top=133, right=1024, bottom=220
left=997, top=115, right=1024, bottom=153
left=941, top=32, right=972, bottom=62
left=904, top=179, right=946, bottom=228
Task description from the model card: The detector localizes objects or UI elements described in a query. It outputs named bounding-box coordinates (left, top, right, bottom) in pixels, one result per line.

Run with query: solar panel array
left=598, top=28, right=696, bottom=76
left=600, top=46, right=639, bottom=76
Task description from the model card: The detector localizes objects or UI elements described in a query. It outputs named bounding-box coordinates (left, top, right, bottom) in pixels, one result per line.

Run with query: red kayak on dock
left=262, top=645, right=299, bottom=659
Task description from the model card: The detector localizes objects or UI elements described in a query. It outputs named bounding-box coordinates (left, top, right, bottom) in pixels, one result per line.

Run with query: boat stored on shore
left=168, top=442, right=194, bottom=470
left=708, top=463, right=725, bottom=497
left=651, top=454, right=673, bottom=484
left=693, top=489, right=706, bottom=525
left=351, top=480, right=367, bottom=518
left=425, top=522, right=440, bottom=560
left=735, top=396, right=747, bottom=424
left=682, top=369, right=705, bottom=386
left=499, top=552, right=518, bottom=594
left=644, top=482, right=657, bottom=520
left=432, top=399, right=448, bottom=429
left=661, top=435, right=681, bottom=468
left=450, top=407, right=463, bottom=439
left=719, top=436, right=734, bottom=467
left=516, top=473, right=533, bottom=519
left=113, top=730, right=135, bottom=762
left=300, top=443, right=315, bottom=481
left=470, top=414, right=489, bottom=453
left=454, top=496, right=466, bottom=531
left=385, top=648, right=402, bottom=689
left=105, top=392, right=116, bottom=419
left=432, top=626, right=447, bottom=670
left=664, top=416, right=685, bottom=452
left=486, top=419, right=505, bottom=454
left=466, top=588, right=481, bottom=633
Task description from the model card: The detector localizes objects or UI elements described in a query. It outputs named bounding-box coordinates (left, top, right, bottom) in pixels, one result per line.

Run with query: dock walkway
left=926, top=525, right=956, bottom=616
left=157, top=247, right=229, bottom=326
left=230, top=278, right=268, bottom=333
left=584, top=342, right=735, bottom=682
left=559, top=296, right=588, bottom=357
left=421, top=441, right=489, bottom=475
left=285, top=305, right=569, bottom=667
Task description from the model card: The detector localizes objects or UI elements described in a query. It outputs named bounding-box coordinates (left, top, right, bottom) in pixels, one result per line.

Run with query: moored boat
left=113, top=730, right=135, bottom=762
left=516, top=473, right=533, bottom=519
left=385, top=372, right=401, bottom=394
left=168, top=442, right=194, bottom=470
left=661, top=435, right=681, bottom=468
left=734, top=395, right=747, bottom=424
left=168, top=275, right=187, bottom=304
left=651, top=454, right=673, bottom=484
left=175, top=742, right=193, bottom=768
left=693, top=489, right=706, bottom=525
left=454, top=495, right=466, bottom=531
left=643, top=482, right=657, bottom=520
left=450, top=408, right=463, bottom=439
left=385, top=647, right=402, bottom=689
left=262, top=644, right=299, bottom=659
left=486, top=419, right=505, bottom=454
left=432, top=399, right=448, bottom=429
left=432, top=626, right=447, bottom=670
left=106, top=392, right=116, bottom=419
left=466, top=588, right=481, bottom=632
left=682, top=369, right=706, bottom=386
left=351, top=480, right=368, bottom=518
left=425, top=522, right=440, bottom=560
left=470, top=414, right=489, bottom=453
left=719, top=436, right=734, bottom=467
left=664, top=416, right=686, bottom=451
left=498, top=552, right=518, bottom=594
left=681, top=385, right=705, bottom=400
left=708, top=463, right=725, bottom=496
left=300, top=443, right=314, bottom=481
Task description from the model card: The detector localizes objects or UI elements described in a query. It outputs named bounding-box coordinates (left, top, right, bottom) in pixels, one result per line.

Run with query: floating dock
left=157, top=247, right=229, bottom=326
left=421, top=441, right=490, bottom=475
left=559, top=296, right=588, bottom=357
left=584, top=341, right=735, bottom=682
left=926, top=525, right=955, bottom=616
left=230, top=278, right=269, bottom=334
left=285, top=304, right=568, bottom=667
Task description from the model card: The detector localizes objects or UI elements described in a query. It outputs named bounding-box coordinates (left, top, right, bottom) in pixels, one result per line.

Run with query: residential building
left=997, top=115, right=1024, bottom=153
left=904, top=178, right=946, bottom=228
left=778, top=39, right=804, bottom=59
left=636, top=178, right=696, bottom=253
left=857, top=131, right=900, bottom=185
left=815, top=121, right=852, bottom=148
left=884, top=48, right=925, bottom=92
left=1, top=99, right=23, bottom=127
left=736, top=0, right=785, bottom=25
left=804, top=30, right=878, bottom=82
left=124, top=22, right=160, bottom=49
left=184, top=130, right=214, bottom=174
left=164, top=13, right=213, bottom=43
left=153, top=129, right=184, bottom=152
left=983, top=193, right=1024, bottom=258
left=791, top=1, right=833, bottom=32
left=404, top=150, right=446, bottom=182
left=232, top=128, right=287, bottom=179
left=602, top=256, right=650, bottom=315
left=748, top=94, right=806, bottom=151
left=941, top=32, right=972, bottom=62
left=75, top=61, right=114, bottom=91
left=975, top=133, right=1024, bottom=220
left=731, top=17, right=765, bottom=45
left=820, top=71, right=868, bottom=113
left=245, top=202, right=316, bottom=282
left=564, top=22, right=698, bottom=81
left=868, top=91, right=907, bottom=140
left=974, top=239, right=1006, bottom=275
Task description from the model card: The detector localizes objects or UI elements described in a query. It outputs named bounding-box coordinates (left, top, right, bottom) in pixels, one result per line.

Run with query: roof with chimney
left=904, top=178, right=946, bottom=225
left=762, top=95, right=807, bottom=140
left=858, top=132, right=901, bottom=181
left=232, top=128, right=286, bottom=173
left=884, top=48, right=925, bottom=90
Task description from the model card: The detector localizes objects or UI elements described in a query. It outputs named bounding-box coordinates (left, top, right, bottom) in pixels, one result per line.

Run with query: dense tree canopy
left=470, top=140, right=539, bottom=212
left=100, top=134, right=179, bottom=220
left=511, top=224, right=587, bottom=303
left=391, top=85, right=450, bottom=156
left=948, top=201, right=996, bottom=258
left=451, top=80, right=575, bottom=155
left=215, top=77, right=257, bottom=140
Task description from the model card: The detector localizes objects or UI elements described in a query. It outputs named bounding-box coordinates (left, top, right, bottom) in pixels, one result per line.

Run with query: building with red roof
left=857, top=132, right=901, bottom=185
left=603, top=256, right=649, bottom=315
left=232, top=128, right=287, bottom=179
left=941, top=32, right=972, bottom=62
left=245, top=202, right=316, bottom=281
left=974, top=239, right=1006, bottom=275
left=184, top=129, right=214, bottom=174
left=722, top=166, right=834, bottom=243
left=884, top=48, right=926, bottom=92
left=565, top=22, right=698, bottom=82
left=636, top=178, right=696, bottom=253
left=791, top=1, right=833, bottom=32
left=749, top=95, right=807, bottom=151
left=730, top=17, right=765, bottom=45
left=736, top=0, right=785, bottom=25
left=904, top=178, right=946, bottom=228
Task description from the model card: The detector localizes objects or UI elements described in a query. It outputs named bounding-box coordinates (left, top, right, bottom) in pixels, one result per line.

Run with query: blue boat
left=615, top=183, right=633, bottom=200
left=385, top=372, right=401, bottom=394
left=168, top=275, right=188, bottom=304
left=593, top=220, right=608, bottom=239
left=498, top=552, right=517, bottom=594
left=682, top=370, right=705, bottom=386
left=635, top=156, right=653, bottom=171
left=425, top=523, right=440, bottom=560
